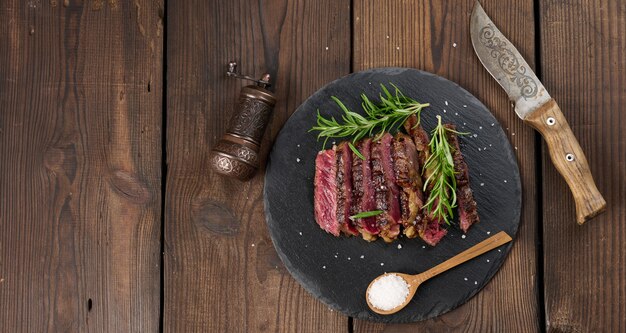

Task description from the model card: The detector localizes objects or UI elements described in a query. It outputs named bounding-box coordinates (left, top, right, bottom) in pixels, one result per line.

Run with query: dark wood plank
left=164, top=0, right=350, bottom=331
left=353, top=1, right=540, bottom=331
left=540, top=1, right=626, bottom=331
left=0, top=0, right=163, bottom=331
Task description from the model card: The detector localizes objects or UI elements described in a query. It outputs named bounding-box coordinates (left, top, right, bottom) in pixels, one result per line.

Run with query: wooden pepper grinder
left=210, top=62, right=277, bottom=181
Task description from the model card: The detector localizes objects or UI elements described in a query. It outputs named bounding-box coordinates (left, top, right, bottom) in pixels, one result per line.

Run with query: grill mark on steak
left=351, top=138, right=379, bottom=240
left=336, top=142, right=358, bottom=236
left=371, top=133, right=401, bottom=243
left=314, top=148, right=340, bottom=236
left=445, top=124, right=479, bottom=232
left=392, top=133, right=425, bottom=239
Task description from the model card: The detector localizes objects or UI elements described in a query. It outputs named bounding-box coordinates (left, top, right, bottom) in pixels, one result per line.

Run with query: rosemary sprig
left=422, top=115, right=465, bottom=225
left=349, top=210, right=383, bottom=220
left=310, top=84, right=430, bottom=147
left=348, top=142, right=365, bottom=160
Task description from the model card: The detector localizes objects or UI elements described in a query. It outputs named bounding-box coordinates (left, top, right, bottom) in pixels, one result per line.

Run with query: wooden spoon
left=366, top=231, right=513, bottom=315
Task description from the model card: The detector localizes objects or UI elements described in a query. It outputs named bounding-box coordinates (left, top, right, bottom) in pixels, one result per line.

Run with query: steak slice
left=445, top=124, right=479, bottom=232
left=351, top=138, right=379, bottom=241
left=392, top=133, right=425, bottom=239
left=403, top=114, right=432, bottom=181
left=404, top=116, right=447, bottom=245
left=336, top=142, right=358, bottom=236
left=371, top=133, right=401, bottom=243
left=417, top=215, right=448, bottom=246
left=314, top=148, right=340, bottom=236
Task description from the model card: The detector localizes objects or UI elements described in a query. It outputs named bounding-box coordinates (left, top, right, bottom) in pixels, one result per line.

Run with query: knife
left=470, top=2, right=606, bottom=224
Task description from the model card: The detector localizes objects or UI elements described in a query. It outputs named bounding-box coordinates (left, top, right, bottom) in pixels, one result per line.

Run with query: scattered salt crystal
left=445, top=101, right=449, bottom=106
left=473, top=134, right=478, bottom=138
left=325, top=46, right=329, bottom=50
left=463, top=105, right=467, bottom=108
left=386, top=35, right=390, bottom=39
left=479, top=126, right=483, bottom=130
left=322, top=266, right=326, bottom=269
left=462, top=235, right=466, bottom=239
left=453, top=42, right=457, bottom=48
left=296, top=158, right=301, bottom=163
left=515, top=147, right=518, bottom=150
left=489, top=144, right=492, bottom=147
left=498, top=249, right=501, bottom=252
left=348, top=257, right=351, bottom=260
left=251, top=243, right=255, bottom=247
left=463, top=122, right=467, bottom=126
left=334, top=255, right=338, bottom=258
left=443, top=109, right=447, bottom=113
left=422, top=246, right=426, bottom=249
left=396, top=46, right=400, bottom=50
left=367, top=274, right=410, bottom=311
left=299, top=232, right=302, bottom=236
left=464, top=277, right=468, bottom=281
left=504, top=180, right=508, bottom=183
left=487, top=231, right=491, bottom=235
left=297, top=144, right=300, bottom=147
left=480, top=183, right=485, bottom=186
left=397, top=244, right=402, bottom=249
left=512, top=132, right=515, bottom=136
left=380, top=262, right=385, bottom=266
left=360, top=255, right=365, bottom=259
left=487, top=259, right=490, bottom=262
left=455, top=112, right=459, bottom=116
left=491, top=123, right=495, bottom=127
left=474, top=281, right=478, bottom=285
left=478, top=148, right=482, bottom=151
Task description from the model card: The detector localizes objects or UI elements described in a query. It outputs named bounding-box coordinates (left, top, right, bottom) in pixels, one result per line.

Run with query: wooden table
left=1, top=0, right=624, bottom=331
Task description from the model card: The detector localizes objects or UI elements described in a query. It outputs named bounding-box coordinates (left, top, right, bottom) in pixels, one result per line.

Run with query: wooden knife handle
left=524, top=99, right=606, bottom=224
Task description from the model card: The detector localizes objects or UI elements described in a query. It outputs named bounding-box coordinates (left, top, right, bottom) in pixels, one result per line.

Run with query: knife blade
left=470, top=2, right=606, bottom=224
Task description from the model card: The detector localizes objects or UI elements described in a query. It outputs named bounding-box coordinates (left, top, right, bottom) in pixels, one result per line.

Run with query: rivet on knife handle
left=524, top=99, right=606, bottom=224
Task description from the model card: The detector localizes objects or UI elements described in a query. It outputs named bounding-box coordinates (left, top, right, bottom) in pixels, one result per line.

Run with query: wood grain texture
left=164, top=0, right=349, bottom=331
left=540, top=0, right=626, bottom=331
left=524, top=99, right=605, bottom=224
left=0, top=0, right=163, bottom=331
left=353, top=1, right=541, bottom=331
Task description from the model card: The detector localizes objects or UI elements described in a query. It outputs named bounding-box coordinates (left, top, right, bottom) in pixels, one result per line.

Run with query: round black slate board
left=263, top=68, right=521, bottom=323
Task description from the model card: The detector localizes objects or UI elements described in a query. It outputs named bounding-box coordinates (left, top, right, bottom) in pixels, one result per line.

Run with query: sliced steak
left=445, top=124, right=479, bottom=232
left=314, top=148, right=340, bottom=236
left=371, top=133, right=401, bottom=243
left=336, top=142, right=358, bottom=236
left=392, top=133, right=425, bottom=239
left=351, top=138, right=379, bottom=241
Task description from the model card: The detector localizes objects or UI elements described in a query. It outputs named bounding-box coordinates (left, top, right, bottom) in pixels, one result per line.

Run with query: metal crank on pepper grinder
left=210, top=62, right=277, bottom=181
left=470, top=2, right=606, bottom=224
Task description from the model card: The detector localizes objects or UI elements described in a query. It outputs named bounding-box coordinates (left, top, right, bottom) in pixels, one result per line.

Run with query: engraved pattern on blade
left=470, top=2, right=551, bottom=118
left=479, top=24, right=538, bottom=99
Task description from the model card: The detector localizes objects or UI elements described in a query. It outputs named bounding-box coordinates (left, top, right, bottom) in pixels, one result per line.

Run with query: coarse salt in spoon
left=366, top=231, right=513, bottom=315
